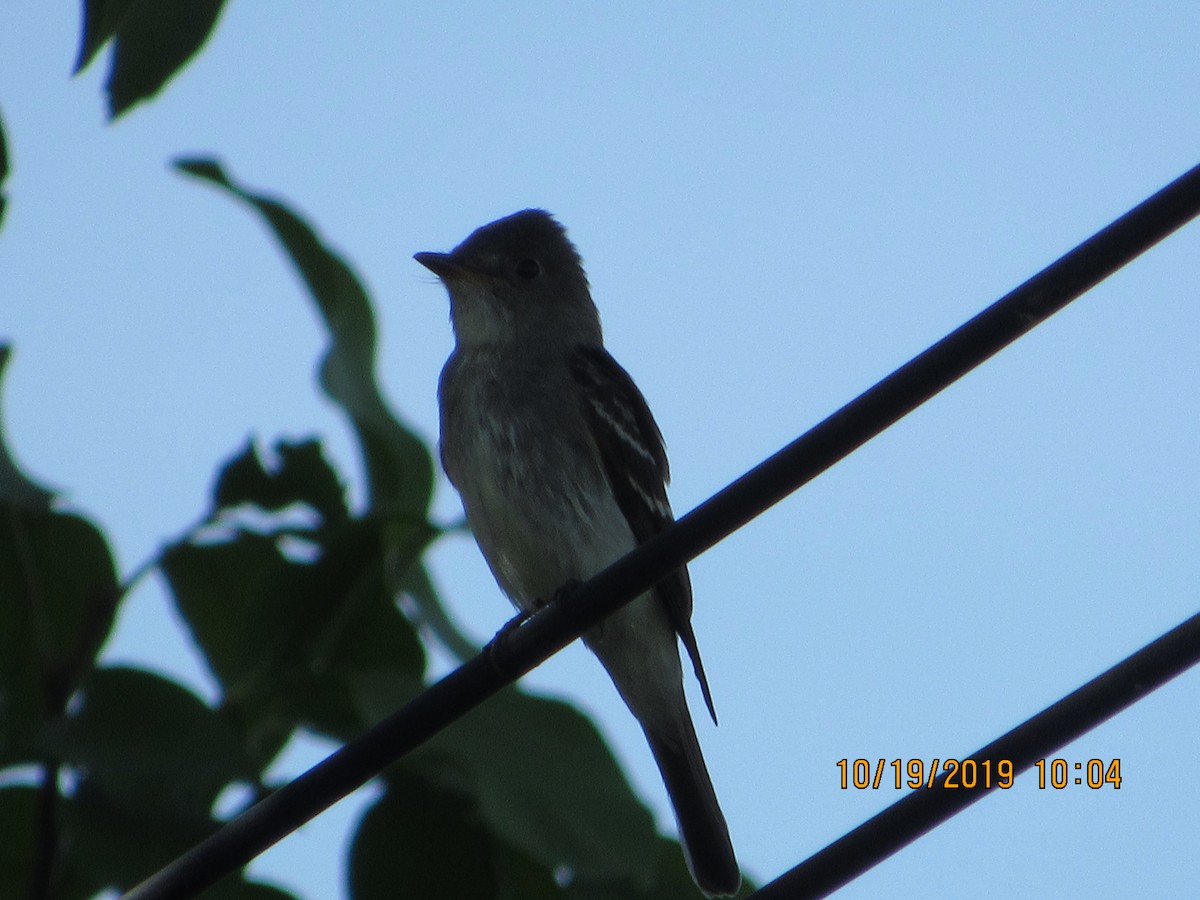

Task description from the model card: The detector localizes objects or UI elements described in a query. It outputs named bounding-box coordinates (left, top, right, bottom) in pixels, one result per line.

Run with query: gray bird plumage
left=417, top=209, right=739, bottom=896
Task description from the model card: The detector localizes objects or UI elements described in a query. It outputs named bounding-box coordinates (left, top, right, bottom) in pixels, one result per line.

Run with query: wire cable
left=124, top=160, right=1200, bottom=900
left=751, top=610, right=1200, bottom=898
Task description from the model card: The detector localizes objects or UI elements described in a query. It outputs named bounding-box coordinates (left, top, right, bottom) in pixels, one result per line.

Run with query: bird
left=415, top=209, right=739, bottom=896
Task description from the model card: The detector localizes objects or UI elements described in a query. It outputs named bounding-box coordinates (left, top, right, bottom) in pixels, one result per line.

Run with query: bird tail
left=646, top=718, right=740, bottom=897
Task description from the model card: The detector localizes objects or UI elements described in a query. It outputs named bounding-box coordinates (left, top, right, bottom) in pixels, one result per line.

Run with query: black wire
left=751, top=610, right=1200, bottom=899
left=122, top=160, right=1200, bottom=900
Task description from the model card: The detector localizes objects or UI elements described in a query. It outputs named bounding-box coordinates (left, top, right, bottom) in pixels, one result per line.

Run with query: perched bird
left=416, top=209, right=739, bottom=896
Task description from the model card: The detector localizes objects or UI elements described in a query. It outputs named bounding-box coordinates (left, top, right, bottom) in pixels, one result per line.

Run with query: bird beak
left=414, top=251, right=462, bottom=281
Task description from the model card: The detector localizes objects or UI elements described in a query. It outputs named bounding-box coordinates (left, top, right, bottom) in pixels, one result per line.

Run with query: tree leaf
left=50, top=667, right=255, bottom=819
left=161, top=533, right=285, bottom=694
left=0, top=110, right=9, bottom=231
left=212, top=437, right=349, bottom=525
left=407, top=688, right=660, bottom=887
left=174, top=158, right=435, bottom=519
left=247, top=515, right=430, bottom=741
left=72, top=0, right=139, bottom=73
left=0, top=346, right=55, bottom=511
left=75, top=0, right=230, bottom=118
left=44, top=666, right=297, bottom=895
left=163, top=515, right=431, bottom=753
left=55, top=780, right=299, bottom=900
left=0, top=786, right=37, bottom=900
left=0, top=508, right=119, bottom=766
left=55, top=779, right=214, bottom=899
left=350, top=774, right=497, bottom=900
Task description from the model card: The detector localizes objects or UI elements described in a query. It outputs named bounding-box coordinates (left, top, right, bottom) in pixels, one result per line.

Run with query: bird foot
left=485, top=608, right=532, bottom=676
left=484, top=579, right=583, bottom=676
left=551, top=578, right=582, bottom=606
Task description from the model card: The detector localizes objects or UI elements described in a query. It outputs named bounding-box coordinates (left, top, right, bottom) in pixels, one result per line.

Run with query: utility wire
left=123, top=160, right=1200, bottom=900
left=751, top=609, right=1200, bottom=899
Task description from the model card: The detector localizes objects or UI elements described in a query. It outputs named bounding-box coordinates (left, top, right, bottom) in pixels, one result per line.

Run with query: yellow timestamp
left=835, top=758, right=1123, bottom=790
left=1034, top=758, right=1122, bottom=789
left=836, top=758, right=1016, bottom=790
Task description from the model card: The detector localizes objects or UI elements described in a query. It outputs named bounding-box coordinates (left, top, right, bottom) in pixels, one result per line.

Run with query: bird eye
left=514, top=258, right=541, bottom=280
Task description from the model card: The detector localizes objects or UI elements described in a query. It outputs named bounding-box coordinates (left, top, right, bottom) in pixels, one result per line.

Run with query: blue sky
left=4, top=4, right=1200, bottom=897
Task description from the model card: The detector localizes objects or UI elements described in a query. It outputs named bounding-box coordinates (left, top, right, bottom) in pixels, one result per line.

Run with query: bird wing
left=569, top=345, right=718, bottom=723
